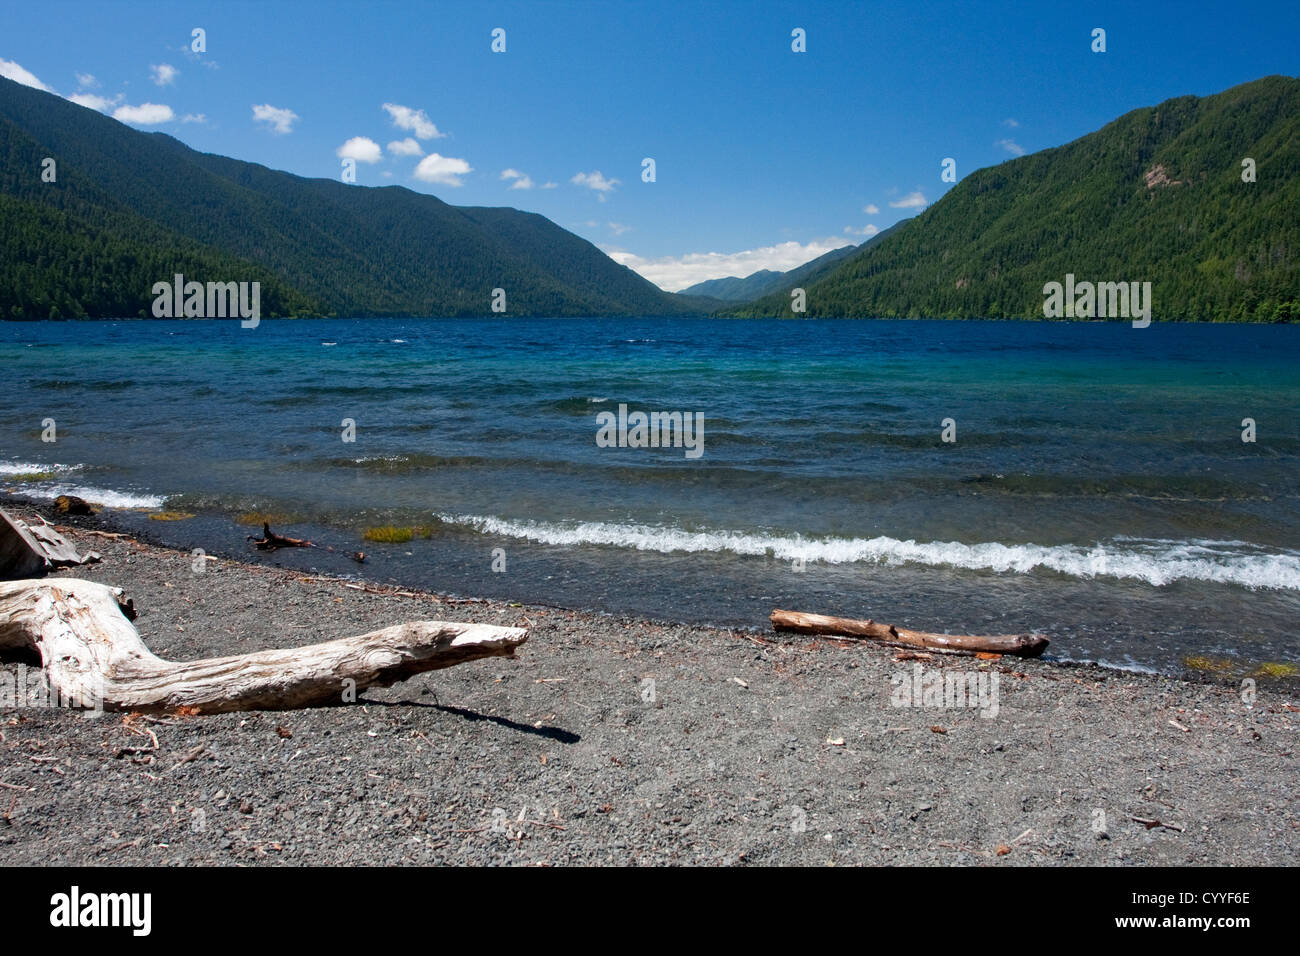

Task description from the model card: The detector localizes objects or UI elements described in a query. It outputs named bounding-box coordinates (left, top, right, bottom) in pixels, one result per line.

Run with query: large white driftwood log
left=0, top=578, right=528, bottom=714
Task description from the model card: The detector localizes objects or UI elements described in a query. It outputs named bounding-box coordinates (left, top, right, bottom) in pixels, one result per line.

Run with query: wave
left=1, top=464, right=163, bottom=508
left=542, top=395, right=617, bottom=415
left=40, top=483, right=166, bottom=509
left=0, top=461, right=82, bottom=475
left=433, top=513, right=1300, bottom=591
left=31, top=379, right=137, bottom=391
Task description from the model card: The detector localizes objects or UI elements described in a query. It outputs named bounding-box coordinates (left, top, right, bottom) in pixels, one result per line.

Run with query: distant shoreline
left=2, top=314, right=1297, bottom=324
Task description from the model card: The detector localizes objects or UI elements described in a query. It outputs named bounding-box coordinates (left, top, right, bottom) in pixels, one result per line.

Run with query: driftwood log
left=0, top=509, right=100, bottom=579
left=248, top=522, right=312, bottom=550
left=0, top=578, right=528, bottom=713
left=770, top=609, right=1049, bottom=657
left=247, top=522, right=364, bottom=562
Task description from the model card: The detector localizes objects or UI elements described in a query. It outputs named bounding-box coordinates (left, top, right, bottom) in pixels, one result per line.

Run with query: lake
left=2, top=317, right=1298, bottom=677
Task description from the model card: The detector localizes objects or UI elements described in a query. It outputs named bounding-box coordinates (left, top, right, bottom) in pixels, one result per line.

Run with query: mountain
left=0, top=75, right=700, bottom=319
left=680, top=269, right=783, bottom=302
left=728, top=76, right=1300, bottom=322
left=679, top=243, right=858, bottom=301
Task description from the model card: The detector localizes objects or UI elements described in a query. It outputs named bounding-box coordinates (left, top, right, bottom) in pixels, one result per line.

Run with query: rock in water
left=54, top=495, right=94, bottom=516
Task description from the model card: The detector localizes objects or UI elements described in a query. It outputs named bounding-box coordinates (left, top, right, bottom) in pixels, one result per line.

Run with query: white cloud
left=997, top=138, right=1025, bottom=156
left=387, top=137, right=423, bottom=156
left=500, top=168, right=534, bottom=189
left=113, top=103, right=174, bottom=125
left=150, top=63, right=178, bottom=86
left=413, top=152, right=472, bottom=186
left=606, top=238, right=851, bottom=292
left=572, top=170, right=619, bottom=201
left=64, top=72, right=123, bottom=113
left=0, top=58, right=52, bottom=91
left=863, top=203, right=879, bottom=215
left=337, top=136, right=382, bottom=163
left=608, top=222, right=632, bottom=236
left=67, top=92, right=122, bottom=112
left=181, top=113, right=206, bottom=124
left=541, top=181, right=558, bottom=189
left=252, top=103, right=299, bottom=134
left=382, top=102, right=443, bottom=140
left=844, top=224, right=879, bottom=238
left=889, top=190, right=927, bottom=209
left=1002, top=117, right=1020, bottom=128
left=382, top=171, right=393, bottom=178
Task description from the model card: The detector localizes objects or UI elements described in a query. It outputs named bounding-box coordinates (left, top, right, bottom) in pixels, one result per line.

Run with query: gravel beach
left=1, top=505, right=1296, bottom=866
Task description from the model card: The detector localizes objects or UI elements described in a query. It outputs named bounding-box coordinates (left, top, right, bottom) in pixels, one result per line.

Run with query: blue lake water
left=2, top=317, right=1298, bottom=676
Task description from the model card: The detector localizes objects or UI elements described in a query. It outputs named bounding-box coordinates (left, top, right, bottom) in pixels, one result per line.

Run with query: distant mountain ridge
left=680, top=243, right=860, bottom=301
left=728, top=76, right=1300, bottom=322
left=0, top=75, right=701, bottom=318
left=681, top=269, right=783, bottom=302
left=7, top=73, right=1296, bottom=322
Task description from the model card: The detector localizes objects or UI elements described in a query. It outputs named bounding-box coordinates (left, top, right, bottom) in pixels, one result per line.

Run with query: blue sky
left=3, top=0, right=1298, bottom=290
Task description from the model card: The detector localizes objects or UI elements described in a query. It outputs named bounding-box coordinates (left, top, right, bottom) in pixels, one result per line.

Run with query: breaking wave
left=434, top=513, right=1300, bottom=591
left=1, top=461, right=164, bottom=508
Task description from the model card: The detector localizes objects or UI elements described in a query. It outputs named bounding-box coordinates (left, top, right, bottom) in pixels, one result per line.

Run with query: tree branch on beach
left=246, top=522, right=363, bottom=561
left=0, top=578, right=528, bottom=714
left=248, top=522, right=313, bottom=551
left=770, top=609, right=1048, bottom=658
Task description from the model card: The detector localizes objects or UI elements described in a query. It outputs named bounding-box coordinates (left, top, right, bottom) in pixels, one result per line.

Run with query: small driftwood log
left=0, top=578, right=528, bottom=713
left=770, top=609, right=1048, bottom=658
left=248, top=522, right=312, bottom=550
left=247, top=523, right=363, bottom=562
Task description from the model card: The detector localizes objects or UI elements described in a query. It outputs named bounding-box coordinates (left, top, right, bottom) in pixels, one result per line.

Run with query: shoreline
left=10, top=489, right=1300, bottom=691
left=5, top=490, right=1297, bottom=689
left=4, top=315, right=1299, bottom=324
left=0, top=499, right=1295, bottom=864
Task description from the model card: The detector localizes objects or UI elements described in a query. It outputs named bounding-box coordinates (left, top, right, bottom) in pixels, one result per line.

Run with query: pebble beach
left=0, top=502, right=1295, bottom=866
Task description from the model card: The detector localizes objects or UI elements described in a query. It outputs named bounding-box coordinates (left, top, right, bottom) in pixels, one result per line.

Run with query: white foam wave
left=0, top=461, right=82, bottom=475
left=42, top=483, right=165, bottom=509
left=0, top=462, right=158, bottom=508
left=434, top=513, right=1300, bottom=591
left=1054, top=655, right=1163, bottom=675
